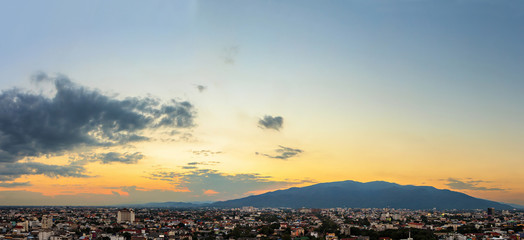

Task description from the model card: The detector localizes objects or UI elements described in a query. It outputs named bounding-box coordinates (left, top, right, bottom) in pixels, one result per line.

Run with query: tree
left=122, top=232, right=131, bottom=240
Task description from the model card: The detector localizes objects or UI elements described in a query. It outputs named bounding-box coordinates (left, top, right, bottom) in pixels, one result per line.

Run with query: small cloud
left=68, top=152, right=144, bottom=166
left=191, top=150, right=222, bottom=156
left=182, top=166, right=198, bottom=170
left=0, top=181, right=31, bottom=188
left=30, top=71, right=50, bottom=83
left=195, top=85, right=207, bottom=93
left=112, top=191, right=120, bottom=196
left=445, top=178, right=505, bottom=191
left=258, top=115, right=284, bottom=131
left=257, top=145, right=303, bottom=160
left=186, top=161, right=220, bottom=166
left=93, top=152, right=143, bottom=165
left=221, top=45, right=239, bottom=64
left=203, top=189, right=219, bottom=196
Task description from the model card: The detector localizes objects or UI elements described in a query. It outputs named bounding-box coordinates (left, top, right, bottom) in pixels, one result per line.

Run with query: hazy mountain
left=506, top=203, right=524, bottom=210
left=210, top=180, right=513, bottom=210
left=118, top=201, right=204, bottom=208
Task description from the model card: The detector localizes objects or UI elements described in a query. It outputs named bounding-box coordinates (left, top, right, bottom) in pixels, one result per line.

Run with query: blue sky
left=0, top=0, right=523, bottom=205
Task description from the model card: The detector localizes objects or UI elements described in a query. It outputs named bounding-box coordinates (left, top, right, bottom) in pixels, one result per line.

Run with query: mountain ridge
left=131, top=180, right=515, bottom=210
left=209, top=180, right=513, bottom=210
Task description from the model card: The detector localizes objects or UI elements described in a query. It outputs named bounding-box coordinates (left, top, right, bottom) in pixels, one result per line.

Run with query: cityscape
left=1, top=206, right=523, bottom=240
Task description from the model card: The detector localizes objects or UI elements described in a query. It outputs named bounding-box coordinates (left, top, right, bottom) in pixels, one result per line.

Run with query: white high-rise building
left=117, top=209, right=135, bottom=223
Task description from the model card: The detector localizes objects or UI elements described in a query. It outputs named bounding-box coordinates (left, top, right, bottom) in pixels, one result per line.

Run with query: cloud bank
left=0, top=162, right=90, bottom=181
left=0, top=73, right=195, bottom=163
left=0, top=73, right=196, bottom=184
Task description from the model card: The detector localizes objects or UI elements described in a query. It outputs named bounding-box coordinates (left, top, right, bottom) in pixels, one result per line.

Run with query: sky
left=0, top=0, right=523, bottom=206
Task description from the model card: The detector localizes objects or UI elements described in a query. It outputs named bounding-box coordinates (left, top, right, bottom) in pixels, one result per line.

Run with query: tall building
left=487, top=207, right=495, bottom=216
left=117, top=209, right=135, bottom=223
left=41, top=215, right=53, bottom=229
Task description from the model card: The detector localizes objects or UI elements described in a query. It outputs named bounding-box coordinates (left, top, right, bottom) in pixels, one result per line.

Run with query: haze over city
left=0, top=0, right=523, bottom=206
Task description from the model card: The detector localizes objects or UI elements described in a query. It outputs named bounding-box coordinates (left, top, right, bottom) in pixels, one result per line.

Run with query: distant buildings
left=117, top=209, right=135, bottom=223
left=0, top=206, right=523, bottom=240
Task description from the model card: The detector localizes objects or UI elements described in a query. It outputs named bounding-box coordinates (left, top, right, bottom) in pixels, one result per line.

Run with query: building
left=117, top=209, right=135, bottom=223
left=407, top=222, right=424, bottom=229
left=42, top=215, right=53, bottom=229
left=487, top=208, right=495, bottom=216
left=39, top=230, right=53, bottom=240
left=15, top=221, right=28, bottom=232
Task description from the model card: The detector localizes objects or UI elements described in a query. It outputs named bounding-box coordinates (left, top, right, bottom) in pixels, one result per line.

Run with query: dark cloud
left=97, top=152, right=143, bottom=164
left=258, top=115, right=283, bottom=131
left=0, top=162, right=90, bottom=182
left=192, top=150, right=222, bottom=156
left=0, top=73, right=196, bottom=163
left=445, top=178, right=505, bottom=191
left=256, top=145, right=303, bottom=160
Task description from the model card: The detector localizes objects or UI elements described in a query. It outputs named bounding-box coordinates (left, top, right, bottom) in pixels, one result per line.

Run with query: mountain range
left=132, top=180, right=516, bottom=210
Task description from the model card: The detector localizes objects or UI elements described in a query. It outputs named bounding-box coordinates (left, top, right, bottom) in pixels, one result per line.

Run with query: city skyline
left=0, top=0, right=523, bottom=206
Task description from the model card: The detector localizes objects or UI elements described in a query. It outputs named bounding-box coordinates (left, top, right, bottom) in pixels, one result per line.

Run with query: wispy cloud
left=181, top=166, right=198, bottom=170
left=256, top=145, right=303, bottom=160
left=445, top=178, right=505, bottom=191
left=203, top=189, right=219, bottom=196
left=0, top=181, right=31, bottom=188
left=191, top=150, right=222, bottom=156
left=258, top=115, right=284, bottom=131
left=147, top=168, right=310, bottom=200
left=186, top=161, right=220, bottom=166
left=221, top=45, right=239, bottom=64
left=71, top=152, right=144, bottom=165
